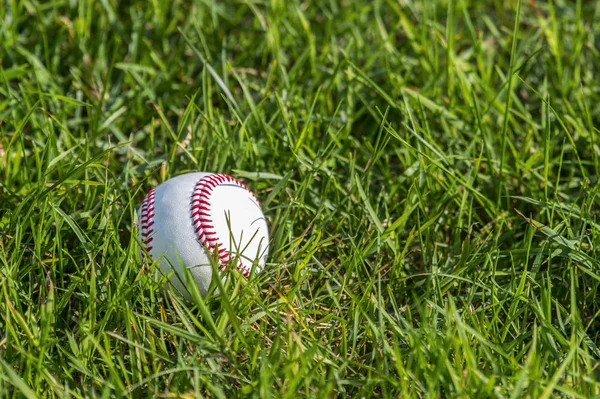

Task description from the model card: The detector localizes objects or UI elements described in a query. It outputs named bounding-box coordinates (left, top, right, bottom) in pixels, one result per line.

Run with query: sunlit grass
left=1, top=0, right=600, bottom=397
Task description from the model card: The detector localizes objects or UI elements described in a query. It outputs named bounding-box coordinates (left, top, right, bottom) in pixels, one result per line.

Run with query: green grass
left=1, top=0, right=600, bottom=397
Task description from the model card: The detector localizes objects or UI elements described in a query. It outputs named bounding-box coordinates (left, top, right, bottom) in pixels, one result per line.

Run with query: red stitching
left=237, top=262, right=250, bottom=278
left=191, top=211, right=210, bottom=218
left=204, top=175, right=220, bottom=184
left=141, top=220, right=154, bottom=229
left=190, top=173, right=262, bottom=278
left=139, top=187, right=156, bottom=257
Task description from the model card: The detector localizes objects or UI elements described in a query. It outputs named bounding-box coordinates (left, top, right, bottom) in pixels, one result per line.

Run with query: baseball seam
left=190, top=173, right=260, bottom=278
left=140, top=187, right=156, bottom=254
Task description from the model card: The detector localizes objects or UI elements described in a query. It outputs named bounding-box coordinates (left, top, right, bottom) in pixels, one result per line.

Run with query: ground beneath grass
left=1, top=0, right=600, bottom=397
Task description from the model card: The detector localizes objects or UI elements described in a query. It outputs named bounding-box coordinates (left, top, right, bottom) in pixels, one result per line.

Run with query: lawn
left=1, top=0, right=600, bottom=397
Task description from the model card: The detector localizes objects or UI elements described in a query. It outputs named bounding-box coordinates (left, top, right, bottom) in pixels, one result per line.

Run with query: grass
left=1, top=0, right=600, bottom=397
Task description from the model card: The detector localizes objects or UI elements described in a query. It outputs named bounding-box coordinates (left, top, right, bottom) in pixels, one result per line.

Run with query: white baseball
left=137, top=172, right=269, bottom=298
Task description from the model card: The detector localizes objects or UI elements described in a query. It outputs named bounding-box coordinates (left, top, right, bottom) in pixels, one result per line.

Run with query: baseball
left=137, top=172, right=269, bottom=298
